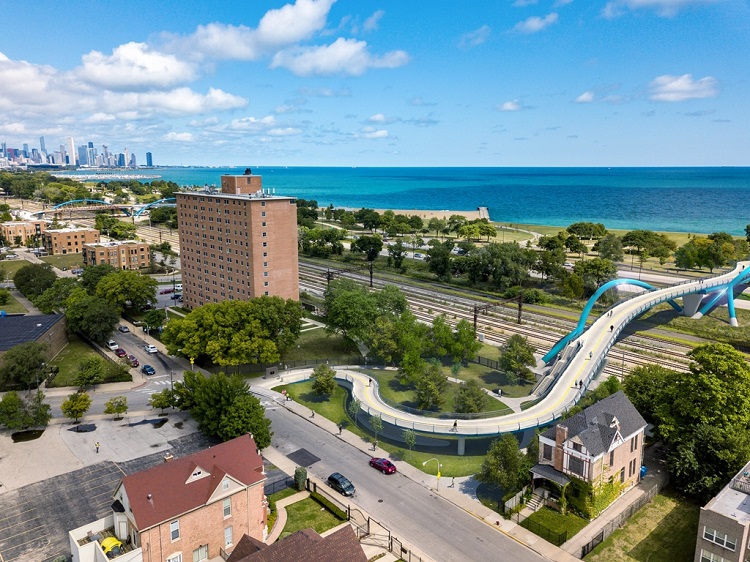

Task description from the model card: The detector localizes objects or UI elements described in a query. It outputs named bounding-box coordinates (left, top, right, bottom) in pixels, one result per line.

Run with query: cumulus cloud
left=76, top=43, right=196, bottom=90
left=459, top=25, right=491, bottom=48
left=164, top=132, right=195, bottom=142
left=575, top=91, right=594, bottom=103
left=84, top=113, right=117, bottom=123
left=363, top=10, right=385, bottom=32
left=227, top=115, right=277, bottom=132
left=271, top=38, right=408, bottom=76
left=360, top=128, right=389, bottom=139
left=267, top=127, right=303, bottom=136
left=649, top=74, right=718, bottom=102
left=513, top=13, right=558, bottom=33
left=497, top=100, right=522, bottom=111
left=602, top=0, right=715, bottom=18
left=104, top=87, right=247, bottom=115
left=366, top=113, right=401, bottom=124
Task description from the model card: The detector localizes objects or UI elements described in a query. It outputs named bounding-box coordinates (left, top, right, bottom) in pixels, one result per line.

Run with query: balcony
left=70, top=516, right=141, bottom=562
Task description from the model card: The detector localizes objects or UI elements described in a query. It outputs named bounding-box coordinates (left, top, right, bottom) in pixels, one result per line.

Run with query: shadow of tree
left=299, top=391, right=332, bottom=404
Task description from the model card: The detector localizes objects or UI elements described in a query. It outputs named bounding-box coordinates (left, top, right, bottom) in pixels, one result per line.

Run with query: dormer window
left=192, top=469, right=202, bottom=478
left=572, top=442, right=583, bottom=453
left=222, top=478, right=229, bottom=491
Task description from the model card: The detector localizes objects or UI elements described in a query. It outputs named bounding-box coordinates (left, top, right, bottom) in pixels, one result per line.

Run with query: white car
left=106, top=340, right=118, bottom=351
left=174, top=284, right=182, bottom=291
left=144, top=344, right=158, bottom=354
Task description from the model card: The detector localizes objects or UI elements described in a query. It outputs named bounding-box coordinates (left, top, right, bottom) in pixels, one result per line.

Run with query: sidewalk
left=252, top=374, right=580, bottom=562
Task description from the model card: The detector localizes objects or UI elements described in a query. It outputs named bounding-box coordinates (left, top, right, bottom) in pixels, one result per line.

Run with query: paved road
left=263, top=403, right=546, bottom=562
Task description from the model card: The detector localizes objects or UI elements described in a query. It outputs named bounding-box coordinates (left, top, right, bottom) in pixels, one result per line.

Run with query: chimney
left=555, top=424, right=568, bottom=446
left=163, top=453, right=174, bottom=463
left=553, top=424, right=568, bottom=472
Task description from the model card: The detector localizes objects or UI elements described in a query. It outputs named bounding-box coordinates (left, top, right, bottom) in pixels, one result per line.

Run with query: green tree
left=388, top=239, right=407, bottom=270
left=498, top=335, right=536, bottom=385
left=0, top=288, right=8, bottom=306
left=415, top=362, right=447, bottom=410
left=403, top=428, right=417, bottom=450
left=143, top=308, right=167, bottom=332
left=162, top=297, right=302, bottom=366
left=13, top=263, right=57, bottom=299
left=217, top=394, right=273, bottom=445
left=478, top=434, right=525, bottom=493
left=66, top=294, right=120, bottom=343
left=351, top=234, right=384, bottom=262
left=323, top=279, right=377, bottom=342
left=370, top=414, right=383, bottom=443
left=567, top=222, right=607, bottom=240
left=564, top=234, right=587, bottom=255
left=74, top=356, right=105, bottom=390
left=149, top=389, right=174, bottom=415
left=426, top=240, right=453, bottom=282
left=33, top=277, right=81, bottom=313
left=95, top=270, right=157, bottom=313
left=535, top=248, right=566, bottom=280
left=454, top=379, right=488, bottom=414
left=104, top=396, right=129, bottom=420
left=593, top=233, right=624, bottom=262
left=61, top=392, right=92, bottom=425
left=450, top=319, right=482, bottom=364
left=80, top=263, right=117, bottom=294
left=573, top=258, right=617, bottom=296
left=0, top=341, right=47, bottom=391
left=310, top=364, right=337, bottom=396
left=347, top=397, right=361, bottom=428
left=0, top=391, right=33, bottom=429
left=560, top=272, right=585, bottom=299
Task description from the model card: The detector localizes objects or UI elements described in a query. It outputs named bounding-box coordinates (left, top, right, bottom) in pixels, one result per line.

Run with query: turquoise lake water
left=64, top=166, right=750, bottom=235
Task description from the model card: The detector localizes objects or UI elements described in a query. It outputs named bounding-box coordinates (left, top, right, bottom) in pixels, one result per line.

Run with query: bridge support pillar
left=457, top=436, right=466, bottom=456
left=682, top=293, right=703, bottom=317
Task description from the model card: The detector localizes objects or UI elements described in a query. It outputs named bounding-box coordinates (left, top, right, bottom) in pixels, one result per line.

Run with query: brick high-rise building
left=176, top=171, right=299, bottom=309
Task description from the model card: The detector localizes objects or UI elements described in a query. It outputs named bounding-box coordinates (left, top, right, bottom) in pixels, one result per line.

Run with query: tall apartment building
left=82, top=240, right=150, bottom=270
left=42, top=227, right=100, bottom=255
left=176, top=172, right=299, bottom=309
left=1, top=221, right=47, bottom=246
left=694, top=460, right=750, bottom=562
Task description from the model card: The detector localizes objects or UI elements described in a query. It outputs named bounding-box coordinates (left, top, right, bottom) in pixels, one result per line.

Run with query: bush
left=504, top=286, right=551, bottom=304
left=310, top=491, right=347, bottom=520
left=294, top=466, right=307, bottom=491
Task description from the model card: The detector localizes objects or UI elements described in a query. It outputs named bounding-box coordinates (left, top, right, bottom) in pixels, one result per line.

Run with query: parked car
left=106, top=339, right=118, bottom=351
left=115, top=348, right=127, bottom=358
left=141, top=364, right=156, bottom=376
left=414, top=253, right=423, bottom=259
left=144, top=344, right=158, bottom=354
left=174, top=284, right=182, bottom=291
left=171, top=293, right=182, bottom=300
left=327, top=472, right=355, bottom=496
left=159, top=288, right=174, bottom=294
left=117, top=325, right=130, bottom=333
left=564, top=262, right=574, bottom=268
left=127, top=354, right=139, bottom=368
left=71, top=268, right=84, bottom=275
left=369, top=457, right=397, bottom=474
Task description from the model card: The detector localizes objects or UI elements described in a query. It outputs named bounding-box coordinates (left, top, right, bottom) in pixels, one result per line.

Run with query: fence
left=264, top=476, right=294, bottom=496
left=580, top=484, right=660, bottom=557
left=520, top=517, right=568, bottom=547
left=473, top=355, right=500, bottom=371
left=207, top=356, right=384, bottom=375
left=504, top=486, right=528, bottom=512
left=308, top=480, right=426, bottom=562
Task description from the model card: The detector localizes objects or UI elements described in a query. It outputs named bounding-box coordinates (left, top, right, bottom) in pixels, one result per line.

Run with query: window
left=222, top=479, right=229, bottom=491
left=170, top=520, right=180, bottom=541
left=568, top=456, right=584, bottom=476
left=609, top=451, right=614, bottom=467
left=167, top=555, right=182, bottom=562
left=700, top=550, right=726, bottom=562
left=572, top=442, right=582, bottom=453
left=193, top=545, right=208, bottom=562
left=223, top=497, right=231, bottom=518
left=542, top=444, right=552, bottom=461
left=704, top=527, right=736, bottom=551
left=224, top=526, right=233, bottom=547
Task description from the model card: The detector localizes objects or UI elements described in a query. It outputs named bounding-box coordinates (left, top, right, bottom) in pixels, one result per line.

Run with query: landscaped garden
left=279, top=496, right=346, bottom=539
left=520, top=506, right=589, bottom=546
left=47, top=334, right=132, bottom=388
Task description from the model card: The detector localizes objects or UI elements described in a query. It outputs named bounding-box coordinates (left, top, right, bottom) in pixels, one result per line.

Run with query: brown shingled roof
left=121, top=433, right=265, bottom=530
left=227, top=526, right=367, bottom=562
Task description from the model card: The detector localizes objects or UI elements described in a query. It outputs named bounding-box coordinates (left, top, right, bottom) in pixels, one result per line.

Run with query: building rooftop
left=705, top=459, right=750, bottom=524
left=45, top=227, right=97, bottom=233
left=176, top=189, right=294, bottom=201
left=84, top=240, right=142, bottom=247
left=0, top=314, right=65, bottom=351
left=226, top=526, right=367, bottom=562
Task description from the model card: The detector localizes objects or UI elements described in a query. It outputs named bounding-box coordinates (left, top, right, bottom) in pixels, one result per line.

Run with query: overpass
left=269, top=261, right=750, bottom=453
left=32, top=198, right=176, bottom=218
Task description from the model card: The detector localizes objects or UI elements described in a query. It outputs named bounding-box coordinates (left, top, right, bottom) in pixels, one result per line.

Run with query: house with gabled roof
left=226, top=526, right=367, bottom=562
left=70, top=433, right=267, bottom=562
left=530, top=391, right=647, bottom=516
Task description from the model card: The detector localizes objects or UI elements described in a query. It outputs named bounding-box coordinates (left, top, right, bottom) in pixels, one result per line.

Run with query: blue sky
left=1, top=0, right=747, bottom=167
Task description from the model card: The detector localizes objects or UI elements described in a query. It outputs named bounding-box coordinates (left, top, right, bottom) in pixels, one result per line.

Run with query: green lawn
left=0, top=258, right=32, bottom=279
left=278, top=379, right=486, bottom=476
left=281, top=328, right=357, bottom=363
left=585, top=491, right=700, bottom=562
left=40, top=253, right=84, bottom=269
left=47, top=334, right=133, bottom=387
left=278, top=497, right=344, bottom=540
left=521, top=507, right=588, bottom=545
left=0, top=292, right=28, bottom=313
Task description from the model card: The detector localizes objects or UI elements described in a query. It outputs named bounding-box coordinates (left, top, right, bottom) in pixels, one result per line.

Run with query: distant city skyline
left=0, top=136, right=152, bottom=169
left=0, top=0, right=748, bottom=167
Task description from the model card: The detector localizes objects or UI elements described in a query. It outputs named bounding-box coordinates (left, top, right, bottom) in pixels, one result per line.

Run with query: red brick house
left=111, top=434, right=268, bottom=562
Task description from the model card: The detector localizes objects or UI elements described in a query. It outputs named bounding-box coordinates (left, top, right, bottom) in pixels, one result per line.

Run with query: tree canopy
left=310, top=364, right=337, bottom=396
left=95, top=270, right=157, bottom=312
left=0, top=341, right=47, bottom=391
left=498, top=335, right=536, bottom=385
left=162, top=297, right=302, bottom=366
left=66, top=293, right=120, bottom=343
left=14, top=263, right=57, bottom=299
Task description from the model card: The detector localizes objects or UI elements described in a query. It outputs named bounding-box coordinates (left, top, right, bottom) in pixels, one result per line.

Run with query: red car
left=159, top=288, right=174, bottom=294
left=115, top=348, right=127, bottom=358
left=369, top=457, right=397, bottom=474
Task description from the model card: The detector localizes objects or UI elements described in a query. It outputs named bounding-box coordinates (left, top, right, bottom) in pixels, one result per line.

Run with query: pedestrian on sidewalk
left=452, top=420, right=458, bottom=432
left=368, top=378, right=372, bottom=387
left=451, top=477, right=455, bottom=488
left=95, top=441, right=100, bottom=453
left=310, top=411, right=315, bottom=418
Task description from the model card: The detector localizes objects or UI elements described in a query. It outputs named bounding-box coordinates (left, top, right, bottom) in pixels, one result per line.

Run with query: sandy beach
left=371, top=208, right=487, bottom=221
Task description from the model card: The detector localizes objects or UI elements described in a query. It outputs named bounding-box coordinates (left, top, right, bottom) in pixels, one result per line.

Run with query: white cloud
left=84, top=113, right=117, bottom=123
left=256, top=0, right=335, bottom=46
left=366, top=113, right=401, bottom=124
left=575, top=91, right=594, bottom=103
left=649, top=74, right=718, bottom=102
left=459, top=25, right=491, bottom=48
left=105, top=87, right=247, bottom=115
left=513, top=0, right=538, bottom=6
left=164, top=132, right=195, bottom=142
left=271, top=38, right=408, bottom=76
left=267, top=127, right=303, bottom=136
left=513, top=13, right=558, bottom=33
left=360, top=128, right=389, bottom=139
left=0, top=122, right=27, bottom=133
left=554, top=0, right=574, bottom=6
left=227, top=116, right=277, bottom=132
left=602, top=0, right=715, bottom=18
left=363, top=10, right=385, bottom=32
left=76, top=42, right=196, bottom=90
left=497, top=100, right=522, bottom=111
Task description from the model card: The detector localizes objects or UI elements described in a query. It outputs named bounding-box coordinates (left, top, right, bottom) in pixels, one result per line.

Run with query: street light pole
left=422, top=458, right=442, bottom=491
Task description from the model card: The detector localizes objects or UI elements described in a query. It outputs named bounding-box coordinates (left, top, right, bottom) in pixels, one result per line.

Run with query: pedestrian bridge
left=267, top=261, right=749, bottom=451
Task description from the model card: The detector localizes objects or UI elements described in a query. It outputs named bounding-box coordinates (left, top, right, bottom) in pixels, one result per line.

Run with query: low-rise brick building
left=42, top=227, right=99, bottom=255
left=82, top=240, right=150, bottom=270
left=0, top=220, right=47, bottom=246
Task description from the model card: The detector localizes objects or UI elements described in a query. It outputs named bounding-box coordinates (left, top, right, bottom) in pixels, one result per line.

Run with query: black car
left=141, top=365, right=156, bottom=376
left=327, top=472, right=355, bottom=496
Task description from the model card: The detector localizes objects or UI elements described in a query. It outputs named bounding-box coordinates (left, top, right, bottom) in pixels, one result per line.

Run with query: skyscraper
left=146, top=152, right=153, bottom=167
left=39, top=136, right=46, bottom=154
left=176, top=171, right=299, bottom=309
left=66, top=137, right=76, bottom=166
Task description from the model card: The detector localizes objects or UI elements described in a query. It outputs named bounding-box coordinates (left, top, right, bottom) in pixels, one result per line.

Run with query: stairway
left=526, top=492, right=544, bottom=512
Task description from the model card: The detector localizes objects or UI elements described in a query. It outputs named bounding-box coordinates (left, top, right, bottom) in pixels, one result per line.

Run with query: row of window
left=703, top=527, right=737, bottom=551
left=699, top=549, right=726, bottom=562
left=627, top=458, right=638, bottom=478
